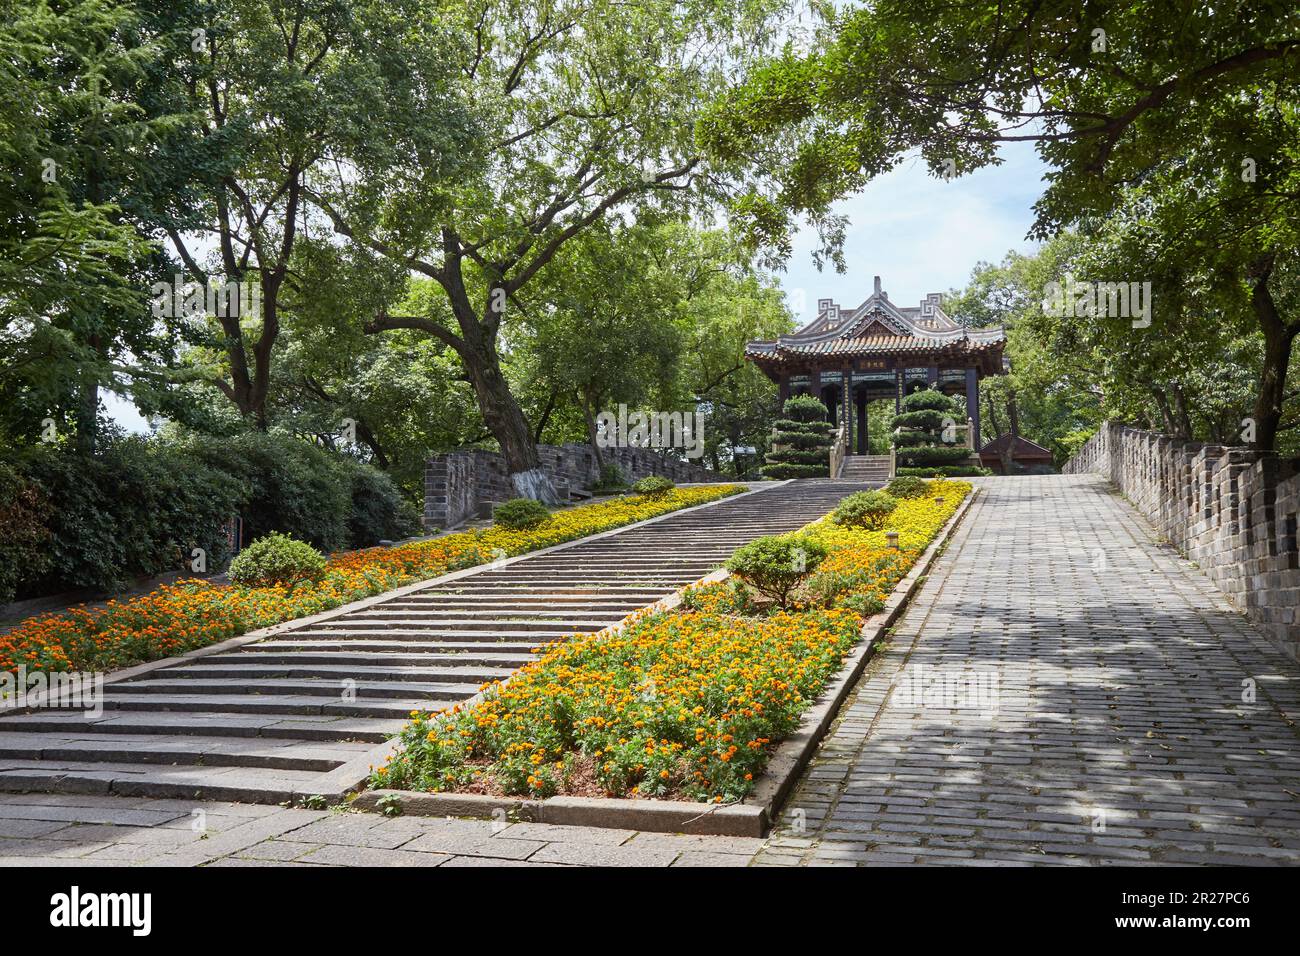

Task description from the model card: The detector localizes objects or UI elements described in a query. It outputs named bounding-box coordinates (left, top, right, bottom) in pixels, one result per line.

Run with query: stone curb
left=5, top=482, right=776, bottom=717
left=352, top=486, right=979, bottom=836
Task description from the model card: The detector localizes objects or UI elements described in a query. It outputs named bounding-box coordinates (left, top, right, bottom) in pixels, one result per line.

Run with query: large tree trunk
left=462, top=334, right=560, bottom=502
left=1249, top=263, right=1295, bottom=452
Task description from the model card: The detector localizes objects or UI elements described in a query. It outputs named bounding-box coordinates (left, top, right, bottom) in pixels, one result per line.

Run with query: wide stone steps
left=0, top=480, right=871, bottom=802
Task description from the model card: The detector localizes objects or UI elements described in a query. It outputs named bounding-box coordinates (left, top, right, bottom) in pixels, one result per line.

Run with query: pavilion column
left=842, top=367, right=853, bottom=450
left=894, top=368, right=902, bottom=414
left=965, top=368, right=980, bottom=448
left=810, top=370, right=823, bottom=420
left=856, top=387, right=868, bottom=454
left=927, top=365, right=938, bottom=386
left=778, top=374, right=789, bottom=404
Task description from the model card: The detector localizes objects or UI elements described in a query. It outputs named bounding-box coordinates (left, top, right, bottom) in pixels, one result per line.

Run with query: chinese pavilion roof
left=745, top=277, right=1007, bottom=378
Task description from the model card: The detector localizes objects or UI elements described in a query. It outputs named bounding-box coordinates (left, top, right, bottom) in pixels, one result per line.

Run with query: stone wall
left=1065, top=422, right=1299, bottom=661
left=424, top=444, right=720, bottom=530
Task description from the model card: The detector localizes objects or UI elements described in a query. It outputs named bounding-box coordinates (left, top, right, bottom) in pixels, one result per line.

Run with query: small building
left=745, top=277, right=1008, bottom=458
left=978, top=434, right=1056, bottom=474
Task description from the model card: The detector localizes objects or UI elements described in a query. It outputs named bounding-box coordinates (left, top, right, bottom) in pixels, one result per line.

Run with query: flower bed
left=373, top=479, right=971, bottom=803
left=0, top=485, right=743, bottom=678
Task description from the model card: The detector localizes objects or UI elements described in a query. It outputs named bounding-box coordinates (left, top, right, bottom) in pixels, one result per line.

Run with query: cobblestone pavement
left=755, top=475, right=1300, bottom=866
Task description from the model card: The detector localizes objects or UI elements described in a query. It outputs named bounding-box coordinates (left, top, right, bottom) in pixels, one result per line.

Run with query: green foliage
left=10, top=438, right=245, bottom=597
left=884, top=476, right=932, bottom=499
left=493, top=498, right=551, bottom=531
left=343, top=461, right=420, bottom=548
left=632, top=476, right=675, bottom=497
left=889, top=389, right=973, bottom=469
left=725, top=534, right=828, bottom=609
left=0, top=463, right=52, bottom=604
left=896, top=465, right=992, bottom=478
left=830, top=491, right=899, bottom=530
left=782, top=394, right=833, bottom=423
left=228, top=533, right=327, bottom=589
left=595, top=464, right=626, bottom=489
left=764, top=396, right=833, bottom=478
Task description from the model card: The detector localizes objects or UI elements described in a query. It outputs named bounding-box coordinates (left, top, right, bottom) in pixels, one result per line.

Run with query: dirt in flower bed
left=372, top=480, right=971, bottom=804
left=0, top=485, right=743, bottom=678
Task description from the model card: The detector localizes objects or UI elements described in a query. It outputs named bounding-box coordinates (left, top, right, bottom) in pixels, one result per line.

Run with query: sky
left=777, top=141, right=1050, bottom=325
left=103, top=142, right=1052, bottom=433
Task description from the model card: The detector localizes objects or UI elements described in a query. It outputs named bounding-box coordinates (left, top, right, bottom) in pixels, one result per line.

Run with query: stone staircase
left=838, top=455, right=892, bottom=484
left=0, top=480, right=872, bottom=804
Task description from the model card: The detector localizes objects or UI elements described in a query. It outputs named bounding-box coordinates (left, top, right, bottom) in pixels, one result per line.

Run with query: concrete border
left=352, top=486, right=979, bottom=836
left=3, top=483, right=774, bottom=716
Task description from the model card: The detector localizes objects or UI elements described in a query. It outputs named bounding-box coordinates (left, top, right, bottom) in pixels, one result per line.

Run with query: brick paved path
left=756, top=475, right=1300, bottom=866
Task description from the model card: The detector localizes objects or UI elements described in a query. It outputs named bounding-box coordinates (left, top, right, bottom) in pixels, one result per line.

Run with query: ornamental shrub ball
left=632, top=475, right=675, bottom=497
left=831, top=490, right=899, bottom=530
left=228, top=532, right=327, bottom=588
left=725, top=533, right=828, bottom=608
left=493, top=498, right=551, bottom=530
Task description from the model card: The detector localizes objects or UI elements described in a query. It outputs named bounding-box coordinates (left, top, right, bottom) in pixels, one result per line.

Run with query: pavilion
left=745, top=277, right=1008, bottom=459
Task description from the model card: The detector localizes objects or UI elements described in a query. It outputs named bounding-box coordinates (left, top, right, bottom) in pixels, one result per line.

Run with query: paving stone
left=527, top=841, right=679, bottom=867
left=401, top=832, right=545, bottom=860
left=296, top=844, right=452, bottom=867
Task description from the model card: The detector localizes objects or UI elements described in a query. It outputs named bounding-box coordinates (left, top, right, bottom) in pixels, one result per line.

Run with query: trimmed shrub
left=885, top=476, right=932, bottom=499
left=763, top=396, right=833, bottom=479
left=725, top=533, right=828, bottom=608
left=493, top=498, right=551, bottom=530
left=830, top=490, right=899, bottom=530
left=632, top=475, right=675, bottom=497
left=890, top=388, right=974, bottom=471
left=228, top=532, right=327, bottom=588
left=896, top=465, right=993, bottom=478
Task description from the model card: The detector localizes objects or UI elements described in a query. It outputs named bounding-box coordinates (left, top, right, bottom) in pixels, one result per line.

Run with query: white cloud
left=779, top=141, right=1050, bottom=322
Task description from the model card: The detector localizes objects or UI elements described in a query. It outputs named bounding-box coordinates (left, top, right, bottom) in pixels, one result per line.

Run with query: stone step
left=241, top=640, right=543, bottom=656
left=302, top=622, right=603, bottom=636
left=273, top=628, right=576, bottom=643
left=159, top=662, right=516, bottom=683
left=32, top=693, right=449, bottom=719
left=210, top=649, right=535, bottom=668
left=0, top=761, right=327, bottom=803
left=109, top=678, right=481, bottom=701
left=0, top=732, right=369, bottom=772
left=0, top=711, right=404, bottom=742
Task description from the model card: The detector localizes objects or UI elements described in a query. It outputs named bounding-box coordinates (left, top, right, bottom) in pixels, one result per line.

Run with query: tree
left=0, top=0, right=200, bottom=448
left=701, top=0, right=1300, bottom=448
left=313, top=0, right=790, bottom=499
left=166, top=0, right=476, bottom=428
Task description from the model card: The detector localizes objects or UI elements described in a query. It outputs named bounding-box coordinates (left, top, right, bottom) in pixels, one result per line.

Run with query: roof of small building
left=978, top=434, right=1055, bottom=459
left=745, top=277, right=1007, bottom=378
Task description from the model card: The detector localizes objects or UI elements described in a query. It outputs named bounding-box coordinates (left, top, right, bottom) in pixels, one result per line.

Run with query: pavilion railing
left=829, top=421, right=848, bottom=478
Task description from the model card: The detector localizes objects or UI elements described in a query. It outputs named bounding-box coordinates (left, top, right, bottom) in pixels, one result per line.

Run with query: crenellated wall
left=1065, top=422, right=1299, bottom=661
left=424, top=444, right=720, bottom=530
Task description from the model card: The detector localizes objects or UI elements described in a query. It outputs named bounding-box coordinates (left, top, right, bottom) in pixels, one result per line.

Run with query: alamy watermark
left=891, top=664, right=1000, bottom=714
left=1, top=666, right=104, bottom=718
left=595, top=404, right=705, bottom=459
left=150, top=273, right=262, bottom=319
left=1042, top=274, right=1153, bottom=328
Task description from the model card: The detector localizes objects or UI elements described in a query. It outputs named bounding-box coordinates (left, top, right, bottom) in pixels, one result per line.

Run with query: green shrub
left=830, top=490, right=899, bottom=529
left=228, top=532, right=327, bottom=588
left=763, top=396, right=833, bottom=479
left=342, top=459, right=419, bottom=547
left=725, top=534, right=828, bottom=608
left=0, top=462, right=52, bottom=604
left=900, top=389, right=960, bottom=412
left=896, top=465, right=992, bottom=478
left=595, top=463, right=625, bottom=489
left=14, top=438, right=244, bottom=596
left=885, top=476, right=932, bottom=499
left=493, top=498, right=551, bottom=530
left=632, top=475, right=675, bottom=497
left=895, top=444, right=972, bottom=466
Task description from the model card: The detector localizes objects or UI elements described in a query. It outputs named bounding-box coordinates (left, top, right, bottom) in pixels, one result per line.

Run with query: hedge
left=0, top=432, right=417, bottom=602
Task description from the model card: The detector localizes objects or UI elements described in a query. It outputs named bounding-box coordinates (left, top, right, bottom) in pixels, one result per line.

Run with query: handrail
left=829, top=421, right=848, bottom=478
